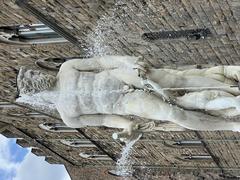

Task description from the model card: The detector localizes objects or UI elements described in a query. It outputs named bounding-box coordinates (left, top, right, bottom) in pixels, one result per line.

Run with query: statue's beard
left=18, top=74, right=56, bottom=95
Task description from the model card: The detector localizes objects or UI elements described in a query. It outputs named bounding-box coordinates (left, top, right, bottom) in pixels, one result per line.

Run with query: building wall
left=1, top=0, right=240, bottom=179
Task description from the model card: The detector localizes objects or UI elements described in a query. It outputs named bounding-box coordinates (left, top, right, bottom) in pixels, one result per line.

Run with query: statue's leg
left=176, top=90, right=240, bottom=117
left=115, top=91, right=240, bottom=131
left=162, top=66, right=240, bottom=85
left=147, top=69, right=239, bottom=95
left=150, top=69, right=229, bottom=87
left=176, top=90, right=234, bottom=110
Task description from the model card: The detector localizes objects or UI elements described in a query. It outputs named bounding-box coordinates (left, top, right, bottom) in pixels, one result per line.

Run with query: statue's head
left=17, top=66, right=56, bottom=96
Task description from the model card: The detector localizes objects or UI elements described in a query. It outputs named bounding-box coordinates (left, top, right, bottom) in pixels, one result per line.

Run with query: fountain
left=14, top=2, right=240, bottom=180
left=109, top=133, right=142, bottom=177
left=86, top=0, right=132, bottom=56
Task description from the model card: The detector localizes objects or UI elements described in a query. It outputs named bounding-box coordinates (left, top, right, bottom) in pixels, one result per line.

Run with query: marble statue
left=17, top=56, right=240, bottom=137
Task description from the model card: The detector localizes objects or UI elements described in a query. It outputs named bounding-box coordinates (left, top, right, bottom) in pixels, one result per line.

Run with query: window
left=0, top=24, right=67, bottom=45
left=142, top=28, right=211, bottom=41
left=7, top=112, right=48, bottom=118
left=0, top=101, right=18, bottom=108
left=79, top=152, right=112, bottom=161
left=173, top=140, right=202, bottom=146
left=177, top=154, right=213, bottom=162
left=164, top=140, right=203, bottom=148
left=39, top=123, right=78, bottom=133
left=185, top=155, right=212, bottom=160
left=60, top=139, right=96, bottom=148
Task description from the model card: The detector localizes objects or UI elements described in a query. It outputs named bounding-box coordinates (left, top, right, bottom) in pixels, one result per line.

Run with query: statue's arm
left=170, top=65, right=240, bottom=82
left=59, top=55, right=144, bottom=71
left=62, top=114, right=136, bottom=134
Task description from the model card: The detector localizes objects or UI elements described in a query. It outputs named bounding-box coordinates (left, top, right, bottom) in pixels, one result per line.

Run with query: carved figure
left=17, top=56, right=240, bottom=137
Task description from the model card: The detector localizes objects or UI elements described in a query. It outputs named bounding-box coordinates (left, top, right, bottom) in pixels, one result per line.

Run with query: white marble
left=16, top=56, right=240, bottom=137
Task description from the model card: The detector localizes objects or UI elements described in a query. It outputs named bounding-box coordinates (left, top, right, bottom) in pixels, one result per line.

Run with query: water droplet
left=115, top=133, right=142, bottom=176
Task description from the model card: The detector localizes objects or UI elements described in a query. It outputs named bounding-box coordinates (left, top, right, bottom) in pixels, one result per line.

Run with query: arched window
left=0, top=24, right=67, bottom=45
left=7, top=112, right=48, bottom=118
left=142, top=28, right=211, bottom=41
left=60, top=139, right=96, bottom=148
left=164, top=140, right=203, bottom=148
left=79, top=152, right=112, bottom=161
left=39, top=123, right=78, bottom=133
left=177, top=154, right=212, bottom=162
left=0, top=101, right=18, bottom=108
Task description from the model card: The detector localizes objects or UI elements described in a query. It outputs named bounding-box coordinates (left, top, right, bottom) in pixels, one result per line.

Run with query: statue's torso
left=57, top=65, right=240, bottom=119
left=57, top=70, right=126, bottom=116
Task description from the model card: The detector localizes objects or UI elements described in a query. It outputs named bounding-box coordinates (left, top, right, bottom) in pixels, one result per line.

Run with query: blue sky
left=0, top=134, right=71, bottom=180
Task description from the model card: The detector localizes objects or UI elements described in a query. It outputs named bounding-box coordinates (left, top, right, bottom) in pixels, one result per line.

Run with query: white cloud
left=13, top=150, right=71, bottom=180
left=0, top=135, right=71, bottom=180
left=0, top=135, right=20, bottom=173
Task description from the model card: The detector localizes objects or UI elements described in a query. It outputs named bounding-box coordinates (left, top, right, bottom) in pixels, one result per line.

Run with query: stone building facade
left=1, top=0, right=240, bottom=179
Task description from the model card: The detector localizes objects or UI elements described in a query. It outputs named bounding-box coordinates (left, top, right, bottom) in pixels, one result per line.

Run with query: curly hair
left=17, top=67, right=56, bottom=95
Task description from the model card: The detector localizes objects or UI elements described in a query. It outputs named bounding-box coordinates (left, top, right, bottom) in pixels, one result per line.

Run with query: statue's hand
left=112, top=122, right=139, bottom=141
left=132, top=56, right=149, bottom=78
left=125, top=121, right=139, bottom=135
left=122, top=85, right=135, bottom=94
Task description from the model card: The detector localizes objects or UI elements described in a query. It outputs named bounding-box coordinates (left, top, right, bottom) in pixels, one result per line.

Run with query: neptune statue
left=17, top=56, right=240, bottom=137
